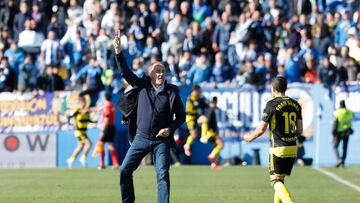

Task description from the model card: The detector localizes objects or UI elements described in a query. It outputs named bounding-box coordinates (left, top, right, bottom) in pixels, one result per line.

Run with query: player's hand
left=243, top=133, right=252, bottom=142
left=156, top=128, right=170, bottom=138
left=113, top=30, right=121, bottom=54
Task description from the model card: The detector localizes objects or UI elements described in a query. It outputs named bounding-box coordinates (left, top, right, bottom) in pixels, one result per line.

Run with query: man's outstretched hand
left=113, top=30, right=121, bottom=54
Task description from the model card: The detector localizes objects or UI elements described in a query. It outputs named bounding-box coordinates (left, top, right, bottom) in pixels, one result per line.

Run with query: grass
left=0, top=166, right=359, bottom=203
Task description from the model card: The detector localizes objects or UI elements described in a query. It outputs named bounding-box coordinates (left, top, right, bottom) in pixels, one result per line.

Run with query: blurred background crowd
left=0, top=0, right=359, bottom=95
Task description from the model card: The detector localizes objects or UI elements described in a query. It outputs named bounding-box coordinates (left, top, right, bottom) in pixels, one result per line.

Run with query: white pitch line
left=314, top=167, right=360, bottom=192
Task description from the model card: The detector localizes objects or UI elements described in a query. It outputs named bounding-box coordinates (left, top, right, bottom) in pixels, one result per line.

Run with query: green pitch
left=0, top=166, right=359, bottom=203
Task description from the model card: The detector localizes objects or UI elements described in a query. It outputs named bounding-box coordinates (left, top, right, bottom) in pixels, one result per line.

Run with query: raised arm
left=113, top=31, right=144, bottom=87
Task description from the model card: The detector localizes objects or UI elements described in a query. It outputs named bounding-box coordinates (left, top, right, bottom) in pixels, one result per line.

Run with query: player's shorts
left=75, top=130, right=88, bottom=144
left=269, top=154, right=296, bottom=176
left=101, top=125, right=116, bottom=142
left=186, top=115, right=198, bottom=130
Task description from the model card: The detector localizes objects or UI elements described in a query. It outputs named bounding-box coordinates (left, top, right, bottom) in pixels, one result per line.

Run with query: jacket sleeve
left=115, top=52, right=144, bottom=87
left=169, top=92, right=186, bottom=133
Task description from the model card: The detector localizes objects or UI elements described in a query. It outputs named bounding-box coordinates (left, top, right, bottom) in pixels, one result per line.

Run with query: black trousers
left=333, top=135, right=349, bottom=164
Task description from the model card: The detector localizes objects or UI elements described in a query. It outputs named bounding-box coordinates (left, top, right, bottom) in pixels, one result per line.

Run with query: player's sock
left=273, top=181, right=292, bottom=203
left=68, top=156, right=76, bottom=162
left=274, top=192, right=281, bottom=203
left=209, top=145, right=222, bottom=160
left=185, top=136, right=194, bottom=146
left=100, top=149, right=105, bottom=168
left=109, top=148, right=119, bottom=167
left=67, top=156, right=76, bottom=168
left=79, top=154, right=87, bottom=167
left=200, top=123, right=209, bottom=143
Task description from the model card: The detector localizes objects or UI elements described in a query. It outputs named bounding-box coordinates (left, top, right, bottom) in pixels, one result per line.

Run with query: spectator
left=13, top=1, right=30, bottom=41
left=0, top=57, right=17, bottom=92
left=142, top=36, right=159, bottom=62
left=47, top=15, right=67, bottom=40
left=284, top=48, right=301, bottom=83
left=0, top=28, right=12, bottom=51
left=75, top=57, right=104, bottom=106
left=4, top=41, right=25, bottom=74
left=211, top=52, right=232, bottom=84
left=180, top=1, right=192, bottom=24
left=95, top=29, right=111, bottom=68
left=335, top=10, right=355, bottom=47
left=183, top=27, right=196, bottom=54
left=178, top=51, right=195, bottom=83
left=166, top=14, right=187, bottom=59
left=67, top=0, right=83, bottom=25
left=298, top=38, right=323, bottom=62
left=40, top=30, right=63, bottom=70
left=243, top=59, right=264, bottom=86
left=192, top=0, right=211, bottom=24
left=128, top=16, right=145, bottom=43
left=124, top=33, right=143, bottom=66
left=152, top=10, right=170, bottom=44
left=212, top=12, right=232, bottom=55
left=37, top=65, right=65, bottom=92
left=312, top=13, right=331, bottom=55
left=302, top=54, right=320, bottom=83
left=18, top=55, right=39, bottom=92
left=199, top=17, right=214, bottom=56
left=149, top=2, right=160, bottom=31
left=131, top=57, right=144, bottom=78
left=345, top=58, right=360, bottom=82
left=92, top=1, right=104, bottom=22
left=167, top=0, right=178, bottom=20
left=187, top=53, right=211, bottom=85
left=31, top=2, right=46, bottom=33
left=18, top=19, right=45, bottom=53
left=166, top=54, right=180, bottom=84
left=70, top=30, right=87, bottom=73
left=138, top=3, right=153, bottom=36
left=82, top=0, right=97, bottom=21
left=318, top=57, right=337, bottom=98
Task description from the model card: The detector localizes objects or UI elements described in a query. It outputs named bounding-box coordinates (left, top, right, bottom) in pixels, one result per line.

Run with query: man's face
left=192, top=89, right=200, bottom=98
left=1, top=59, right=8, bottom=68
left=150, top=64, right=166, bottom=86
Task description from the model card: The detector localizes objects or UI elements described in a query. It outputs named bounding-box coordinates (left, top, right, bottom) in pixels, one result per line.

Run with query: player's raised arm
left=113, top=30, right=143, bottom=87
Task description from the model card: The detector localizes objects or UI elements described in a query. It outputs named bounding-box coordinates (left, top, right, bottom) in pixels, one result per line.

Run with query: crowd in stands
left=0, top=0, right=359, bottom=94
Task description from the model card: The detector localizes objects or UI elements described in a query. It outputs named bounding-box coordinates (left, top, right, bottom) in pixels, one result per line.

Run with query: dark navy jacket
left=115, top=52, right=185, bottom=142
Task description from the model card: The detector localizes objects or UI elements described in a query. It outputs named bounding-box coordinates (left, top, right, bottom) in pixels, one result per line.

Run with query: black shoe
left=335, top=161, right=344, bottom=168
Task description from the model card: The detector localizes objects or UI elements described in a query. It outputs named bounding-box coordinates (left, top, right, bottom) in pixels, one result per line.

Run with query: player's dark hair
left=212, top=97, right=217, bottom=103
left=192, top=85, right=201, bottom=91
left=105, top=92, right=112, bottom=101
left=339, top=100, right=346, bottom=108
left=271, top=76, right=287, bottom=93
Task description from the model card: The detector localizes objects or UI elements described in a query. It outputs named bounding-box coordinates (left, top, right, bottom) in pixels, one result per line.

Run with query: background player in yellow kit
left=183, top=85, right=208, bottom=156
left=67, top=95, right=96, bottom=168
left=197, top=97, right=224, bottom=170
